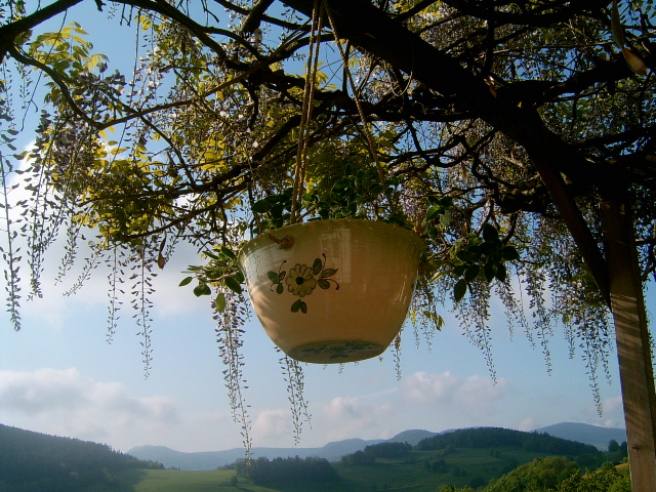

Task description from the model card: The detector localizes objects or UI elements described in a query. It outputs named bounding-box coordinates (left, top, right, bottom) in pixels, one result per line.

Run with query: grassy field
left=123, top=469, right=280, bottom=492
left=122, top=446, right=597, bottom=492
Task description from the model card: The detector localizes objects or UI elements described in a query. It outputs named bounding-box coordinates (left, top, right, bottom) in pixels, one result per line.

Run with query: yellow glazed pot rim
left=238, top=218, right=425, bottom=261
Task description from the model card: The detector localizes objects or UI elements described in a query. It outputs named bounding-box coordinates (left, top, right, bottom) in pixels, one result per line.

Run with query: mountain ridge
left=536, top=422, right=626, bottom=450
left=128, top=421, right=622, bottom=470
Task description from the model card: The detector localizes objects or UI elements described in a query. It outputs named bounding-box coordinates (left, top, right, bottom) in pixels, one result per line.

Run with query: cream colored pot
left=239, top=219, right=424, bottom=364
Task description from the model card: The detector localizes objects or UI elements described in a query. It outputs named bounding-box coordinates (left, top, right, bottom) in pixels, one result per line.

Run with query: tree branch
left=0, top=0, right=84, bottom=64
left=283, top=0, right=612, bottom=304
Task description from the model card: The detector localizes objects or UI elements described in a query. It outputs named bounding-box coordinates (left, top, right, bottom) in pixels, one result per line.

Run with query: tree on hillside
left=1, top=0, right=655, bottom=487
left=485, top=456, right=579, bottom=492
left=558, top=462, right=631, bottom=492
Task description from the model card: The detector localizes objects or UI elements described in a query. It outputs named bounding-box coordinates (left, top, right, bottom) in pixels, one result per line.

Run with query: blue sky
left=0, top=1, right=649, bottom=453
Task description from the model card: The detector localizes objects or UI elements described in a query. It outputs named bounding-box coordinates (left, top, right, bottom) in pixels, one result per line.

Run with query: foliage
left=341, top=441, right=412, bottom=465
left=236, top=456, right=340, bottom=487
left=1, top=0, right=655, bottom=449
left=0, top=421, right=631, bottom=492
left=557, top=463, right=630, bottom=492
left=416, top=428, right=601, bottom=460
left=483, top=458, right=631, bottom=492
left=484, top=456, right=579, bottom=492
left=0, top=423, right=161, bottom=492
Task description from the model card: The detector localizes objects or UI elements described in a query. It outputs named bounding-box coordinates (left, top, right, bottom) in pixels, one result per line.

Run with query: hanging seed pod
left=611, top=0, right=625, bottom=48
left=622, top=48, right=648, bottom=75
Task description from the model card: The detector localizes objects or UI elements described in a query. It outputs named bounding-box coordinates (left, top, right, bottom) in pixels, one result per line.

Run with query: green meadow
left=125, top=468, right=279, bottom=492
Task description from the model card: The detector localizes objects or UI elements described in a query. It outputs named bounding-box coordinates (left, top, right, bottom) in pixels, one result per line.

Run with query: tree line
left=0, top=424, right=161, bottom=492
left=235, top=456, right=340, bottom=487
left=416, top=427, right=599, bottom=457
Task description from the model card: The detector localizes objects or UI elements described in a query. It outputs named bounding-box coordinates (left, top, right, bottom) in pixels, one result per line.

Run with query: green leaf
left=456, top=249, right=470, bottom=262
left=291, top=299, right=303, bottom=313
left=312, top=257, right=323, bottom=275
left=220, top=246, right=236, bottom=259
left=234, top=271, right=245, bottom=283
left=193, top=283, right=211, bottom=296
left=454, top=280, right=467, bottom=302
left=267, top=271, right=279, bottom=283
left=426, top=204, right=443, bottom=220
left=252, top=196, right=276, bottom=213
left=502, top=246, right=520, bottom=261
left=464, top=265, right=479, bottom=282
left=179, top=276, right=193, bottom=287
left=320, top=268, right=337, bottom=278
left=214, top=293, right=226, bottom=312
left=299, top=300, right=307, bottom=313
left=225, top=276, right=243, bottom=294
left=479, top=242, right=496, bottom=255
left=611, top=0, right=625, bottom=47
left=422, top=310, right=444, bottom=330
left=482, top=224, right=499, bottom=243
left=276, top=284, right=284, bottom=294
left=495, top=264, right=507, bottom=282
left=484, top=262, right=496, bottom=282
left=318, top=279, right=330, bottom=289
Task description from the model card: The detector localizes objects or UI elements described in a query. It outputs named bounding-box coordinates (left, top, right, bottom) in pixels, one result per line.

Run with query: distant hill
left=131, top=423, right=618, bottom=471
left=0, top=423, right=160, bottom=492
left=388, top=429, right=436, bottom=445
left=536, top=422, right=626, bottom=450
left=334, top=427, right=605, bottom=491
left=129, top=437, right=383, bottom=470
left=415, top=427, right=600, bottom=459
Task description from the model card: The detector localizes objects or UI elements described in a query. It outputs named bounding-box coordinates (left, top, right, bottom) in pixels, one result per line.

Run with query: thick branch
left=0, top=0, right=84, bottom=64
left=283, top=0, right=612, bottom=304
left=241, top=0, right=275, bottom=33
left=441, top=0, right=609, bottom=27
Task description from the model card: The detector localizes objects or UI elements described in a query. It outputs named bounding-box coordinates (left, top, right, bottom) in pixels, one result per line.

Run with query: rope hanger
left=288, top=0, right=389, bottom=225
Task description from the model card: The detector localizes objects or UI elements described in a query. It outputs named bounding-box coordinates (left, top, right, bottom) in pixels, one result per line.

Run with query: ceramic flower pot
left=239, top=219, right=424, bottom=364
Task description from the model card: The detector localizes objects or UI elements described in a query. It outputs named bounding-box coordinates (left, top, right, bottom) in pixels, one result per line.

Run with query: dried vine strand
left=215, top=292, right=252, bottom=457
left=280, top=354, right=310, bottom=445
left=0, top=152, right=21, bottom=330
left=105, top=244, right=122, bottom=344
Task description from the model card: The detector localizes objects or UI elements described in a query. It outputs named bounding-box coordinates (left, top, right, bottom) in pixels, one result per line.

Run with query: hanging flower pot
left=239, top=219, right=424, bottom=364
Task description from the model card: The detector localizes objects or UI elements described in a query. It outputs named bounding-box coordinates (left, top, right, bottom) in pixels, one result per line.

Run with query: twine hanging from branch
left=289, top=0, right=396, bottom=225
left=323, top=3, right=386, bottom=188
left=323, top=3, right=398, bottom=217
left=290, top=0, right=323, bottom=224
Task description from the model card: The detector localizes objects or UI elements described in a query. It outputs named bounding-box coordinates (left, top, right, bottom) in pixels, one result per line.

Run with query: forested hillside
left=444, top=457, right=630, bottom=492
left=229, top=427, right=612, bottom=491
left=0, top=424, right=624, bottom=492
left=0, top=424, right=161, bottom=492
left=417, top=427, right=600, bottom=459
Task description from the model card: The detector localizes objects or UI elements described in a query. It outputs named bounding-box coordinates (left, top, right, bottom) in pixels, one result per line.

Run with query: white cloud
left=402, top=371, right=507, bottom=409
left=517, top=417, right=537, bottom=431
left=319, top=394, right=394, bottom=442
left=570, top=394, right=625, bottom=430
left=0, top=368, right=178, bottom=449
left=253, top=409, right=292, bottom=444
left=598, top=395, right=624, bottom=428
left=278, top=370, right=515, bottom=446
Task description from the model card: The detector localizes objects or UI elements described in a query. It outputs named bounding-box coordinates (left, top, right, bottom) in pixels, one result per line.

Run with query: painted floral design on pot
left=286, top=264, right=317, bottom=297
left=268, top=253, right=339, bottom=313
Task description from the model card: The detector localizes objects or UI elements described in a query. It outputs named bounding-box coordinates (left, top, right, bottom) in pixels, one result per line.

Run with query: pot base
left=287, top=340, right=385, bottom=364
